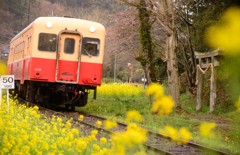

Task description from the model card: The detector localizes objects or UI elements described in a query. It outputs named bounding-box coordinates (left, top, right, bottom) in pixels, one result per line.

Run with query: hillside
left=0, top=0, right=142, bottom=81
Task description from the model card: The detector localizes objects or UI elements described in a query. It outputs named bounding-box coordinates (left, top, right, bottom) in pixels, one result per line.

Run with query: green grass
left=78, top=90, right=240, bottom=154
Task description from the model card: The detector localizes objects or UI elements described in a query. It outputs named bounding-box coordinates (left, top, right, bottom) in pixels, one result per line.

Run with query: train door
left=56, top=32, right=81, bottom=83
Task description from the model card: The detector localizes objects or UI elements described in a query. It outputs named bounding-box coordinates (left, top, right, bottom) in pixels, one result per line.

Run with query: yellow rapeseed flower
left=111, top=124, right=147, bottom=151
left=146, top=83, right=164, bottom=99
left=178, top=127, right=192, bottom=144
left=159, top=126, right=178, bottom=142
left=91, top=129, right=98, bottom=136
left=125, top=110, right=144, bottom=122
left=98, top=83, right=144, bottom=98
left=206, top=7, right=240, bottom=55
left=21, top=145, right=30, bottom=154
left=71, top=128, right=80, bottom=136
left=236, top=96, right=240, bottom=112
left=158, top=96, right=174, bottom=115
left=199, top=122, right=216, bottom=138
left=75, top=139, right=87, bottom=153
left=124, top=130, right=147, bottom=147
left=152, top=96, right=174, bottom=115
left=78, top=114, right=84, bottom=121
left=96, top=120, right=102, bottom=128
left=0, top=62, right=7, bottom=75
left=159, top=126, right=192, bottom=144
left=93, top=144, right=101, bottom=151
left=33, top=106, right=39, bottom=111
left=104, top=119, right=118, bottom=129
left=57, top=117, right=62, bottom=124
left=100, top=137, right=107, bottom=144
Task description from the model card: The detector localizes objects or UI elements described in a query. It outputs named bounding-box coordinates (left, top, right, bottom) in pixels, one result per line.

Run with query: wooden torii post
left=195, top=49, right=221, bottom=113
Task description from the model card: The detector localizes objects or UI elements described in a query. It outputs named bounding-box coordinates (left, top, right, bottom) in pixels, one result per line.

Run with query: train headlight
left=46, top=21, right=53, bottom=28
left=89, top=25, right=96, bottom=33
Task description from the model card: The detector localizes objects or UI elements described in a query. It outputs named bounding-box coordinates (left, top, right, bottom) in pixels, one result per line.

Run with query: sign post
left=0, top=75, right=15, bottom=113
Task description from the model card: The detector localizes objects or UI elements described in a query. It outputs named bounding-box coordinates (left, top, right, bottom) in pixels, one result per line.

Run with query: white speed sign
left=0, top=75, right=15, bottom=89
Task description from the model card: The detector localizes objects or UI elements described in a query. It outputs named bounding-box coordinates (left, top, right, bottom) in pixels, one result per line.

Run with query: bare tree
left=160, top=0, right=180, bottom=107
left=119, top=0, right=158, bottom=84
left=121, top=0, right=180, bottom=106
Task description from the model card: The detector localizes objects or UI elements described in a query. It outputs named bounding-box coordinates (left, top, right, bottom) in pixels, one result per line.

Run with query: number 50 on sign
left=0, top=75, right=15, bottom=89
left=0, top=75, right=14, bottom=112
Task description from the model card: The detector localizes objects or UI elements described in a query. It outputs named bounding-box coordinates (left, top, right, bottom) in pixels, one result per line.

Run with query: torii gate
left=195, top=49, right=221, bottom=113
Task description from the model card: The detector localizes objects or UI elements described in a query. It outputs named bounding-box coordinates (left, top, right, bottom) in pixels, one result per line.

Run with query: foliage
left=0, top=96, right=110, bottom=154
left=189, top=0, right=240, bottom=51
left=159, top=126, right=192, bottom=144
left=101, top=78, right=123, bottom=84
left=199, top=122, right=216, bottom=138
left=97, top=83, right=145, bottom=99
left=206, top=7, right=240, bottom=54
left=146, top=83, right=174, bottom=115
left=82, top=83, right=240, bottom=153
left=0, top=62, right=7, bottom=75
left=206, top=6, right=240, bottom=102
left=137, top=0, right=156, bottom=83
left=110, top=122, right=147, bottom=154
left=0, top=95, right=151, bottom=154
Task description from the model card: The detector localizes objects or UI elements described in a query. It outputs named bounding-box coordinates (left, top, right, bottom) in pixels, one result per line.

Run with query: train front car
left=7, top=17, right=106, bottom=110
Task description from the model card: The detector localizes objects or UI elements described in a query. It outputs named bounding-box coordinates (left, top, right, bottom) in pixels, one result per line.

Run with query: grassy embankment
left=79, top=83, right=240, bottom=154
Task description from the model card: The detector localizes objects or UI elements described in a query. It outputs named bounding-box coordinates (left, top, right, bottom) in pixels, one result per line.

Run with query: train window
left=81, top=38, right=100, bottom=57
left=64, top=38, right=75, bottom=54
left=38, top=33, right=57, bottom=52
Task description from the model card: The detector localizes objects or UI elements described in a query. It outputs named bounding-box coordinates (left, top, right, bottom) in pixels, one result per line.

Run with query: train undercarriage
left=13, top=80, right=94, bottom=110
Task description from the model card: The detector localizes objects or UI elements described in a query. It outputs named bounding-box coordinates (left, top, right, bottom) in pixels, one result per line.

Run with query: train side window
left=38, top=33, right=57, bottom=52
left=64, top=38, right=75, bottom=54
left=81, top=38, right=100, bottom=57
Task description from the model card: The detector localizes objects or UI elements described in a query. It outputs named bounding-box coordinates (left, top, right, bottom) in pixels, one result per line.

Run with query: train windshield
left=38, top=33, right=57, bottom=52
left=81, top=38, right=100, bottom=57
left=64, top=38, right=75, bottom=54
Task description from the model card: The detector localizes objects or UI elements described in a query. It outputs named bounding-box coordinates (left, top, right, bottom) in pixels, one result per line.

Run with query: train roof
left=11, top=16, right=106, bottom=42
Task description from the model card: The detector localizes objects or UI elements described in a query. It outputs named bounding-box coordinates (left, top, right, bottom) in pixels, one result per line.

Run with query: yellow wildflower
left=75, top=139, right=87, bottom=152
left=91, top=129, right=98, bottom=136
left=152, top=96, right=174, bottom=115
left=236, top=96, right=240, bottom=112
left=199, top=122, right=216, bottom=138
left=33, top=106, right=39, bottom=111
left=159, top=126, right=178, bottom=142
left=93, top=144, right=101, bottom=151
left=206, top=7, right=240, bottom=55
left=178, top=127, right=192, bottom=144
left=0, top=62, right=7, bottom=75
left=124, top=130, right=147, bottom=147
left=111, top=126, right=147, bottom=149
left=71, top=128, right=80, bottom=136
left=159, top=126, right=192, bottom=144
left=78, top=115, right=84, bottom=121
left=98, top=83, right=144, bottom=98
left=96, top=120, right=102, bottom=128
left=100, top=137, right=107, bottom=144
left=57, top=117, right=62, bottom=124
left=146, top=83, right=164, bottom=99
left=125, top=110, right=144, bottom=122
left=104, top=119, right=118, bottom=129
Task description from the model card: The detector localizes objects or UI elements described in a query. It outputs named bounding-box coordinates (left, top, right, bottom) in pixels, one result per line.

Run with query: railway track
left=70, top=112, right=232, bottom=155
left=17, top=98, right=233, bottom=155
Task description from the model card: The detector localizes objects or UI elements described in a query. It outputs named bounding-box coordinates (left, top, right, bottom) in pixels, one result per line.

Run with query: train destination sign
left=0, top=75, right=15, bottom=89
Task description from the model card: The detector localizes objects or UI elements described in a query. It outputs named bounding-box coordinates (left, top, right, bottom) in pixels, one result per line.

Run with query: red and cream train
left=7, top=17, right=106, bottom=110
